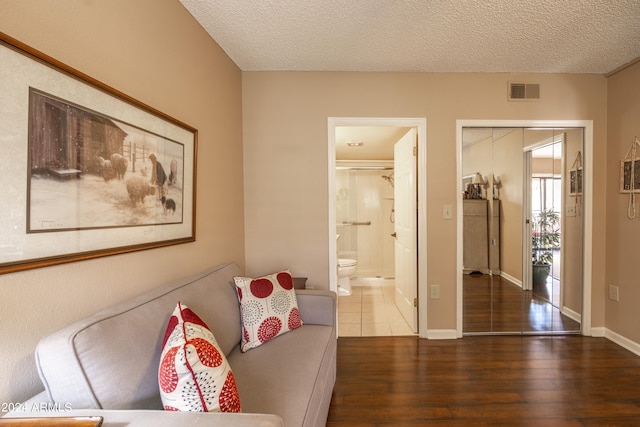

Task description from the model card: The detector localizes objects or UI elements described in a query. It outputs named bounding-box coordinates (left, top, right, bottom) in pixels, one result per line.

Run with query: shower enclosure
left=335, top=162, right=395, bottom=278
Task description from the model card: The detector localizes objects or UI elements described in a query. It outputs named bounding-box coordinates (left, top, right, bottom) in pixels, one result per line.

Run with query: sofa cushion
left=228, top=324, right=336, bottom=427
left=159, top=302, right=241, bottom=413
left=233, top=271, right=303, bottom=352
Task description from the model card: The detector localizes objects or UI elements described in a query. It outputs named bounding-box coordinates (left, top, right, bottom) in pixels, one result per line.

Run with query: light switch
left=431, top=285, right=440, bottom=299
left=443, top=204, right=453, bottom=219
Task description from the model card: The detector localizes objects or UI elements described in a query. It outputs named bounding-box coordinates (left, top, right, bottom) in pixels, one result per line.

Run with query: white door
left=394, top=129, right=418, bottom=332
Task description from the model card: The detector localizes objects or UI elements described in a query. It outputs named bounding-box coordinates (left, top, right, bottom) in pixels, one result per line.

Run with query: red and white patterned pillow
left=233, top=270, right=303, bottom=352
left=158, top=302, right=241, bottom=412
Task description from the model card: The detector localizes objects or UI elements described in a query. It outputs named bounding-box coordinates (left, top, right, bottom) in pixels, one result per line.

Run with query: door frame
left=522, top=132, right=566, bottom=293
left=328, top=117, right=428, bottom=338
left=456, top=119, right=593, bottom=337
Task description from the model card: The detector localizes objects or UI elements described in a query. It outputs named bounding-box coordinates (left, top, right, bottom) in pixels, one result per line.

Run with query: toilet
left=337, top=258, right=357, bottom=296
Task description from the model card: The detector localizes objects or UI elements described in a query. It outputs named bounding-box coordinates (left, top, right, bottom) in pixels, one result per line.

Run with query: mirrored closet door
left=462, top=127, right=584, bottom=334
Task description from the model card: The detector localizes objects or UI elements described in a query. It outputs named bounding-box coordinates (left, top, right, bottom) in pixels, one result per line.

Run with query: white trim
left=500, top=271, right=522, bottom=289
left=336, top=159, right=394, bottom=169
left=560, top=135, right=567, bottom=312
left=562, top=306, right=582, bottom=324
left=522, top=132, right=565, bottom=152
left=426, top=329, right=458, bottom=340
left=328, top=117, right=428, bottom=338
left=582, top=123, right=594, bottom=336
left=456, top=120, right=593, bottom=337
left=605, top=329, right=640, bottom=357
left=523, top=150, right=533, bottom=291
left=456, top=125, right=463, bottom=337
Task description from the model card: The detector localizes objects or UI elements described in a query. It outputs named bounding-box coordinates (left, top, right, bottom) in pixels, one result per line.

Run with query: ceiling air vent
left=508, top=82, right=540, bottom=101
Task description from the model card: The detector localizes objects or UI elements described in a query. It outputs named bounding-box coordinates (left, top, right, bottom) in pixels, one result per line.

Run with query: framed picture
left=620, top=159, right=640, bottom=193
left=569, top=168, right=582, bottom=195
left=0, top=33, right=197, bottom=274
left=462, top=175, right=473, bottom=192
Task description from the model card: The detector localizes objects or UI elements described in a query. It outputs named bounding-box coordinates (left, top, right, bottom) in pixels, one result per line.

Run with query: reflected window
left=531, top=176, right=561, bottom=217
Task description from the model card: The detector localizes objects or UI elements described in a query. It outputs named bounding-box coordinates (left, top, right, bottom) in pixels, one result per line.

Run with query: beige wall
left=242, top=72, right=608, bottom=331
left=492, top=130, right=525, bottom=282
left=0, top=0, right=244, bottom=403
left=606, top=61, right=640, bottom=343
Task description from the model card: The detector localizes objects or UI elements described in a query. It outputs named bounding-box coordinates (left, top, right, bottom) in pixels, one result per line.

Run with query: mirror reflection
left=462, top=127, right=584, bottom=334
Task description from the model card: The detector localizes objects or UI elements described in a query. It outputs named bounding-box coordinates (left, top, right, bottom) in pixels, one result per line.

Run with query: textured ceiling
left=180, top=0, right=640, bottom=74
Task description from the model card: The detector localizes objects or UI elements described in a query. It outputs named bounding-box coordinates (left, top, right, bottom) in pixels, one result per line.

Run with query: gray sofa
left=9, top=262, right=337, bottom=426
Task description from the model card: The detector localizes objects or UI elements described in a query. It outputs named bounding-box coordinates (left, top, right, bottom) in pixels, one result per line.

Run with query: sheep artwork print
left=0, top=35, right=195, bottom=274
left=27, top=89, right=185, bottom=232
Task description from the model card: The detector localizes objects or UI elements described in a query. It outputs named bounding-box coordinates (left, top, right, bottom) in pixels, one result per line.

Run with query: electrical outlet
left=609, top=284, right=619, bottom=301
left=431, top=284, right=440, bottom=299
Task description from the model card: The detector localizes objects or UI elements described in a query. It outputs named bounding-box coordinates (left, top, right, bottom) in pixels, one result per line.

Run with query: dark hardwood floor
left=464, top=274, right=580, bottom=334
left=327, top=336, right=640, bottom=426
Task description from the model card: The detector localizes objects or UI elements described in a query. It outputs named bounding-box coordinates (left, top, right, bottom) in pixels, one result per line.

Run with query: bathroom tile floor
left=337, top=278, right=416, bottom=337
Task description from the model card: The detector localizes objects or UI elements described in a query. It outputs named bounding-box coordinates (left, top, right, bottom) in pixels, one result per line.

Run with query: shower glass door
left=336, top=168, right=359, bottom=264
left=335, top=163, right=395, bottom=278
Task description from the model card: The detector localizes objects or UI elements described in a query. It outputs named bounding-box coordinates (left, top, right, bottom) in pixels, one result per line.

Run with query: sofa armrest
left=2, top=409, right=284, bottom=427
left=295, top=290, right=336, bottom=327
left=13, top=390, right=49, bottom=410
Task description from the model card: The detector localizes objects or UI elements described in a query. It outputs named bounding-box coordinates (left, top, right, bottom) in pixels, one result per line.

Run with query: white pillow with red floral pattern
left=233, top=270, right=303, bottom=352
left=158, top=302, right=241, bottom=412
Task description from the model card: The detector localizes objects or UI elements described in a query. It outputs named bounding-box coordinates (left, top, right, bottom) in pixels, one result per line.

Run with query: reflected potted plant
left=531, top=209, right=560, bottom=291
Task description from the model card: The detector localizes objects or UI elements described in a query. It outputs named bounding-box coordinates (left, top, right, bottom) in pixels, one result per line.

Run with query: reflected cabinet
left=463, top=199, right=500, bottom=273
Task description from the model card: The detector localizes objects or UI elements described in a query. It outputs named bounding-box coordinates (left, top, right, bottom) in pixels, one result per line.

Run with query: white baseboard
left=500, top=271, right=522, bottom=288
left=604, top=328, right=640, bottom=357
left=561, top=306, right=581, bottom=323
left=426, top=329, right=458, bottom=340
left=424, top=326, right=640, bottom=357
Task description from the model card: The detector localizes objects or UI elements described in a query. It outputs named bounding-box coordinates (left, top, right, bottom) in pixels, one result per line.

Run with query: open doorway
left=328, top=117, right=427, bottom=338
left=523, top=138, right=564, bottom=302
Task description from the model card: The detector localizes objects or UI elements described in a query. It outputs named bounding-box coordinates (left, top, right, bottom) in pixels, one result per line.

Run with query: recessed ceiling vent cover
left=508, top=82, right=540, bottom=101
